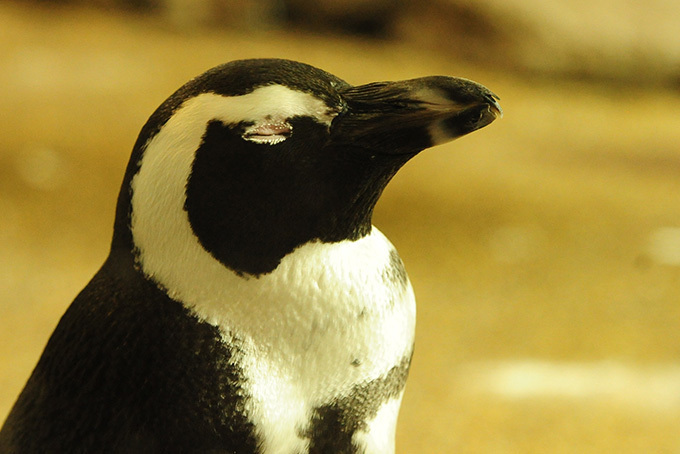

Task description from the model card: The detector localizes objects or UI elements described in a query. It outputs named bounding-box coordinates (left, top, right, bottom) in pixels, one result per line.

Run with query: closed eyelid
left=242, top=121, right=292, bottom=145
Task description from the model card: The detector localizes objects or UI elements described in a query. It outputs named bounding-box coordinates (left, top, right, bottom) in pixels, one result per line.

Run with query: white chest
left=133, top=206, right=415, bottom=452
left=219, top=232, right=416, bottom=454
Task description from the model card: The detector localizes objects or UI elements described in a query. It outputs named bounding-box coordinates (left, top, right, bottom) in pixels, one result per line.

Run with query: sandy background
left=1, top=1, right=680, bottom=452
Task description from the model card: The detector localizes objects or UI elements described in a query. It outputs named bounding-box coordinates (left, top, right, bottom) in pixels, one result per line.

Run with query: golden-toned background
left=1, top=1, right=680, bottom=451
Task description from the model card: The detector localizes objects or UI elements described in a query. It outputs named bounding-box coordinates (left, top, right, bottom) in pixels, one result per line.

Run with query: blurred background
left=1, top=0, right=680, bottom=451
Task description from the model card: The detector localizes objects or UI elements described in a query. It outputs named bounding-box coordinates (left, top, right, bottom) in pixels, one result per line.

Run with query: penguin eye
left=242, top=121, right=292, bottom=145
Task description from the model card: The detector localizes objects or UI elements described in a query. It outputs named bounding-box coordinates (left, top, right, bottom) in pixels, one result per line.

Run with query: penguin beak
left=332, top=76, right=501, bottom=154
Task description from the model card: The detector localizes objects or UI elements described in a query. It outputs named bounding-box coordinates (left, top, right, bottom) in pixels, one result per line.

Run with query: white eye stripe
left=243, top=121, right=292, bottom=145
left=210, top=84, right=337, bottom=126
left=131, top=86, right=337, bottom=283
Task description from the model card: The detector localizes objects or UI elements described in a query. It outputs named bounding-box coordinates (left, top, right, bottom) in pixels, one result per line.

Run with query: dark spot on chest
left=382, top=249, right=409, bottom=290
left=299, top=354, right=412, bottom=453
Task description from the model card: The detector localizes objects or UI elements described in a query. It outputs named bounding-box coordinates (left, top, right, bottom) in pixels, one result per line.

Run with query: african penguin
left=0, top=58, right=501, bottom=453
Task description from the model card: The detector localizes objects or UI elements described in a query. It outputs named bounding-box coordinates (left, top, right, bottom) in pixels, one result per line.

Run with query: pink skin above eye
left=243, top=122, right=292, bottom=145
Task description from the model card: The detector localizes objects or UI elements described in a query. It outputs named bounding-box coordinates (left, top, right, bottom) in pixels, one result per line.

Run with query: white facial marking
left=130, top=85, right=415, bottom=453
left=130, top=85, right=337, bottom=302
left=215, top=83, right=337, bottom=127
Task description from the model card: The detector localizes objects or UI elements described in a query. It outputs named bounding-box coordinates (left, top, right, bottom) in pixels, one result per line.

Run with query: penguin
left=0, top=58, right=501, bottom=454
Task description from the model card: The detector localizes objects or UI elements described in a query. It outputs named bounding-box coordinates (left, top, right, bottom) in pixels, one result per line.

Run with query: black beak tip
left=433, top=91, right=502, bottom=144
left=436, top=78, right=502, bottom=134
left=467, top=90, right=503, bottom=132
left=480, top=97, right=503, bottom=127
left=484, top=93, right=503, bottom=119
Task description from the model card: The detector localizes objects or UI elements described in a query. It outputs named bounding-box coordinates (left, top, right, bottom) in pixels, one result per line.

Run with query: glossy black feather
left=0, top=253, right=260, bottom=453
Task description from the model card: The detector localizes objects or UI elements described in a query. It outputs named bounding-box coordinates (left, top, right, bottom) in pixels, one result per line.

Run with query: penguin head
left=114, top=59, right=501, bottom=277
